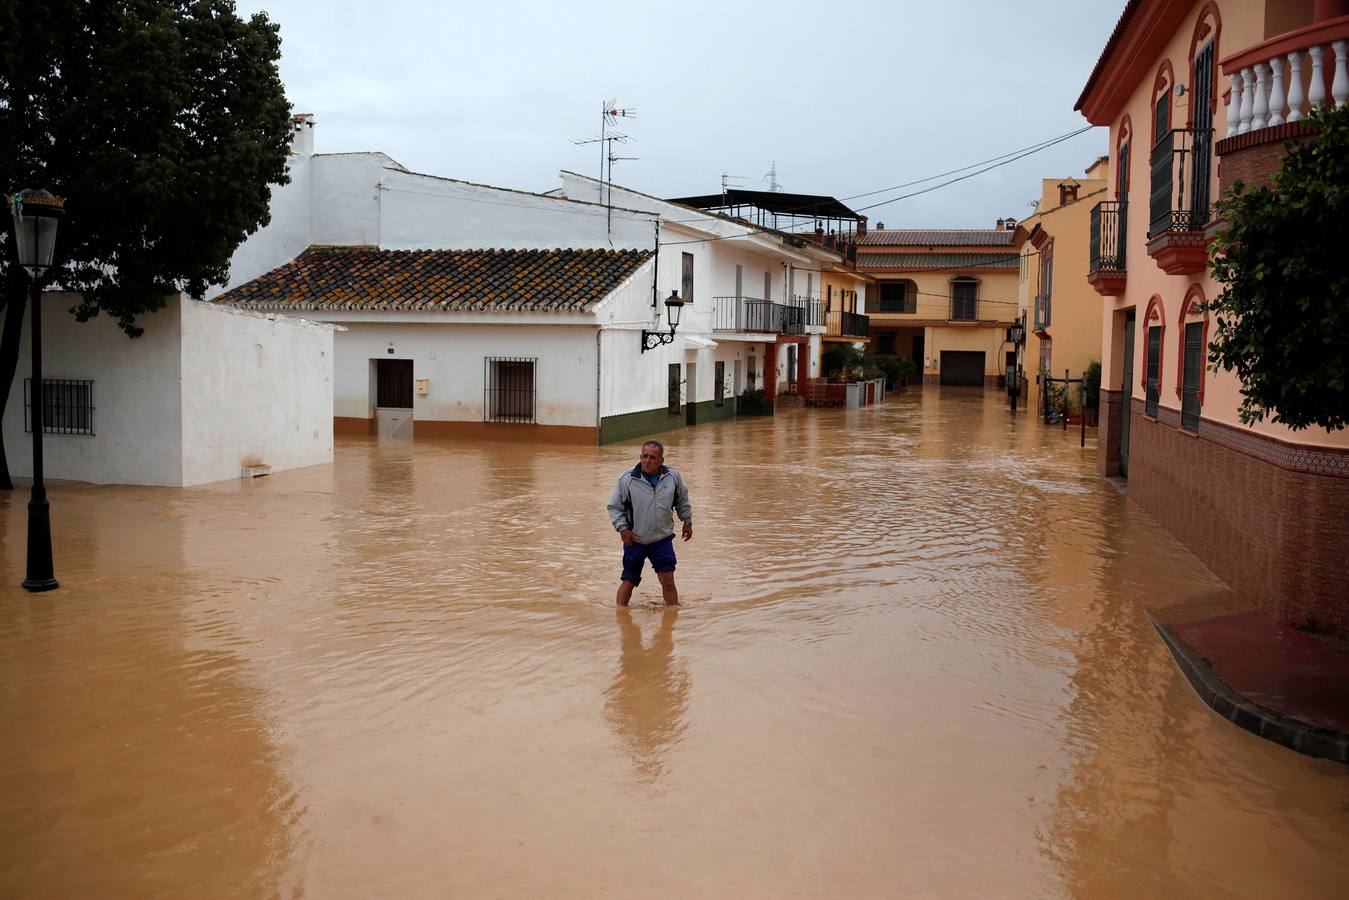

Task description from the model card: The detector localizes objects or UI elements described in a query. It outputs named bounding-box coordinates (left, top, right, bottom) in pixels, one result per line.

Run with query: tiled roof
left=859, top=229, right=1016, bottom=247
left=857, top=252, right=1019, bottom=271
left=214, top=246, right=652, bottom=312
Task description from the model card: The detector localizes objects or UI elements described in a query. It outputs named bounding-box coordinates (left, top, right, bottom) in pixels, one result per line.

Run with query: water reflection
left=604, top=607, right=689, bottom=783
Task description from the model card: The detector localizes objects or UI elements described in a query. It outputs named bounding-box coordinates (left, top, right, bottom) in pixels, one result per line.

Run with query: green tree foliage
left=1083, top=359, right=1101, bottom=412
left=821, top=344, right=864, bottom=379
left=0, top=0, right=292, bottom=487
left=1208, top=104, right=1349, bottom=431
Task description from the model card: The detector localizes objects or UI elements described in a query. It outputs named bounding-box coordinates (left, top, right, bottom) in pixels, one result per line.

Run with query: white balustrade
left=1252, top=62, right=1270, bottom=129
left=1239, top=67, right=1255, bottom=133
left=1268, top=57, right=1286, bottom=126
left=1227, top=72, right=1243, bottom=136
left=1287, top=51, right=1305, bottom=122
left=1223, top=37, right=1349, bottom=136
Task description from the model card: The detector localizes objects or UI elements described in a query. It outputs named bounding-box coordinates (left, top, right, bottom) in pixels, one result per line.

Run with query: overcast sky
left=236, top=0, right=1121, bottom=228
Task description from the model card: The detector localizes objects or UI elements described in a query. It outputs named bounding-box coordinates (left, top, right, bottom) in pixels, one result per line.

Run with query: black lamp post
left=641, top=290, right=685, bottom=352
left=9, top=188, right=64, bottom=592
left=1007, top=319, right=1026, bottom=414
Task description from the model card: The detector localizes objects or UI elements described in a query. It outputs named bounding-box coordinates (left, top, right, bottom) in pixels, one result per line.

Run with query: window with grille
left=25, top=379, right=95, bottom=435
left=715, top=361, right=725, bottom=406
left=879, top=281, right=916, bottom=313
left=951, top=278, right=978, bottom=320
left=484, top=357, right=536, bottom=423
left=1181, top=321, right=1203, bottom=431
left=681, top=252, right=694, bottom=304
left=1145, top=326, right=1162, bottom=417
left=668, top=363, right=681, bottom=415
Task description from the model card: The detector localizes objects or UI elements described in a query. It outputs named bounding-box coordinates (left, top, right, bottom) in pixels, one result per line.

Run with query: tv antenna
left=721, top=172, right=746, bottom=205
left=572, top=99, right=637, bottom=237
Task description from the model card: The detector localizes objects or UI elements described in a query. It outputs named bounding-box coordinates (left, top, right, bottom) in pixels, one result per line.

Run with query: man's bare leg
left=616, top=579, right=636, bottom=607
left=656, top=571, right=679, bottom=606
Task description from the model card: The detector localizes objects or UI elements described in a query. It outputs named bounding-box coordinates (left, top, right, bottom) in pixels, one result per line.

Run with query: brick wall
left=1126, top=401, right=1349, bottom=637
left=1216, top=122, right=1316, bottom=194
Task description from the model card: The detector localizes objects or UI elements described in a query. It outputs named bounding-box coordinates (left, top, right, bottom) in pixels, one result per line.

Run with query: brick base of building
left=1098, top=389, right=1123, bottom=476
left=1125, top=400, right=1349, bottom=637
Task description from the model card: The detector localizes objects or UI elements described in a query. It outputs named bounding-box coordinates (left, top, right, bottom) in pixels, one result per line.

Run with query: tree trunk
left=0, top=291, right=29, bottom=491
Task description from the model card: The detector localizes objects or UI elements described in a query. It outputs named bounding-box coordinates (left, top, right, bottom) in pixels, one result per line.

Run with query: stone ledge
left=1148, top=613, right=1349, bottom=764
left=1215, top=121, right=1318, bottom=156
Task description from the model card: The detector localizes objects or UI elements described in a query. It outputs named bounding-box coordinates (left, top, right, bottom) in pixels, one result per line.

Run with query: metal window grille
left=951, top=280, right=978, bottom=320
left=681, top=252, right=694, bottom=305
left=668, top=363, right=681, bottom=415
left=715, top=361, right=725, bottom=406
left=484, top=357, right=537, bottom=423
left=376, top=359, right=413, bottom=408
left=1181, top=322, right=1203, bottom=431
left=25, top=378, right=95, bottom=435
left=1145, top=326, right=1162, bottom=417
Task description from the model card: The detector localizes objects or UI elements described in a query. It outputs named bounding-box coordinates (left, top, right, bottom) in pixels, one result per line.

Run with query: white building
left=212, top=115, right=867, bottom=444
left=2, top=294, right=336, bottom=486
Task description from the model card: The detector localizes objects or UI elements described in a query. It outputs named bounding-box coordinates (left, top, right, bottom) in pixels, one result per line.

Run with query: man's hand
left=682, top=522, right=693, bottom=542
left=620, top=528, right=636, bottom=547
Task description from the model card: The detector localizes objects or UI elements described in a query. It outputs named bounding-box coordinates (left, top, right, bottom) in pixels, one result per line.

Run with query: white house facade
left=2, top=294, right=336, bottom=486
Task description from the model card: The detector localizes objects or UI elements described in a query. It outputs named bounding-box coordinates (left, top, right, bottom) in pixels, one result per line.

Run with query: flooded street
left=3, top=389, right=1347, bottom=898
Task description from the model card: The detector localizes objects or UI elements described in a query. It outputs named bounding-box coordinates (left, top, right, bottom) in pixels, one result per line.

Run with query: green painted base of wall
left=599, top=399, right=742, bottom=444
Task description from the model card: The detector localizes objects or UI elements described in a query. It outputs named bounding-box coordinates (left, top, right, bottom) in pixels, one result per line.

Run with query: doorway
left=375, top=358, right=414, bottom=438
left=939, top=351, right=984, bottom=386
left=685, top=362, right=697, bottom=426
left=1119, top=311, right=1135, bottom=477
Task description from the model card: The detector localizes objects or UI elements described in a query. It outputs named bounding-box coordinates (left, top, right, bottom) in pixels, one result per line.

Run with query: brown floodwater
left=2, top=388, right=1347, bottom=898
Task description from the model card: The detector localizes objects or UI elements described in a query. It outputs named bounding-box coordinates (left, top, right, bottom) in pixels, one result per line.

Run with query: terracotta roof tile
left=859, top=229, right=1016, bottom=247
left=857, top=252, right=1019, bottom=271
left=214, top=246, right=651, bottom=313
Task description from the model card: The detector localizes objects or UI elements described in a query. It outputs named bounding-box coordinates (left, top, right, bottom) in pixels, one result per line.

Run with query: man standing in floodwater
left=606, top=440, right=694, bottom=607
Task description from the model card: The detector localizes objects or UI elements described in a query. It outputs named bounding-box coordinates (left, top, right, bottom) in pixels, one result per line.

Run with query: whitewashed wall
left=330, top=321, right=600, bottom=428
left=379, top=169, right=655, bottom=252
left=2, top=294, right=336, bottom=486
left=178, top=301, right=335, bottom=485
left=3, top=292, right=183, bottom=485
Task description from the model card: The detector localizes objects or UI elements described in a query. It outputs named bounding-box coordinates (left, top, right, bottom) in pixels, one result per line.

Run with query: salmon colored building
left=1078, top=0, right=1349, bottom=635
left=1016, top=161, right=1109, bottom=412
left=857, top=224, right=1021, bottom=387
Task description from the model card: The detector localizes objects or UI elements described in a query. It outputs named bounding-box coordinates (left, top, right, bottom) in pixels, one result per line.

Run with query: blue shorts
left=621, top=535, right=676, bottom=585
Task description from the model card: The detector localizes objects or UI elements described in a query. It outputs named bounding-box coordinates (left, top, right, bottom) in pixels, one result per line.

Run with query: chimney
left=290, top=112, right=316, bottom=158
left=857, top=214, right=867, bottom=237
left=1058, top=179, right=1080, bottom=206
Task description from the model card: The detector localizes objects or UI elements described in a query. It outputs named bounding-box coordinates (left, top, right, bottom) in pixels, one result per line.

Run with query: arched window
left=1187, top=4, right=1221, bottom=225
left=1176, top=284, right=1209, bottom=430
left=877, top=279, right=916, bottom=314
left=1152, top=61, right=1174, bottom=144
left=1142, top=294, right=1166, bottom=417
left=951, top=276, right=979, bottom=321
left=1115, top=114, right=1132, bottom=202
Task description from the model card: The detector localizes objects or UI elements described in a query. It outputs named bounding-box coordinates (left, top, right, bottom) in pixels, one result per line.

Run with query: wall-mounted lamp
left=641, top=290, right=685, bottom=352
left=1008, top=322, right=1026, bottom=345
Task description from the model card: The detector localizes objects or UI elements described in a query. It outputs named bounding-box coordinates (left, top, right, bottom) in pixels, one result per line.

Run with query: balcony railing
left=713, top=295, right=781, bottom=333
left=1149, top=127, right=1214, bottom=238
left=825, top=309, right=870, bottom=338
left=1222, top=21, right=1349, bottom=137
left=1089, top=200, right=1127, bottom=272
left=1033, top=293, right=1050, bottom=333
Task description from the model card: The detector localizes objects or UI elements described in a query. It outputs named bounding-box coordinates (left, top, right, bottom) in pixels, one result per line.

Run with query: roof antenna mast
left=572, top=99, right=637, bottom=239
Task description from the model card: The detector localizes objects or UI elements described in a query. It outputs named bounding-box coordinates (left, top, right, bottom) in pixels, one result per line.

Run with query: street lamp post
left=640, top=290, right=686, bottom=352
left=1007, top=319, right=1026, bottom=414
left=9, top=188, right=64, bottom=592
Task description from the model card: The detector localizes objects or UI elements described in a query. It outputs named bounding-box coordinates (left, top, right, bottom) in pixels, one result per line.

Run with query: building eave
left=1075, top=0, right=1193, bottom=125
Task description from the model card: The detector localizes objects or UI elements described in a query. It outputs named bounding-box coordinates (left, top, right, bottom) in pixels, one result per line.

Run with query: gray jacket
left=607, top=464, right=693, bottom=544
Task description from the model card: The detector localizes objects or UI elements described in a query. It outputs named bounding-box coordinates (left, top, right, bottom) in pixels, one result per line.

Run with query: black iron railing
left=825, top=310, right=870, bottom=337
left=1089, top=200, right=1127, bottom=271
left=24, top=378, right=95, bottom=435
left=713, top=295, right=780, bottom=333
left=1149, top=127, right=1214, bottom=238
left=1033, top=293, right=1050, bottom=332
left=484, top=357, right=537, bottom=424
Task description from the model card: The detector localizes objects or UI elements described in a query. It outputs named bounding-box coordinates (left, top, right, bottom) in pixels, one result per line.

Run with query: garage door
left=940, top=351, right=985, bottom=386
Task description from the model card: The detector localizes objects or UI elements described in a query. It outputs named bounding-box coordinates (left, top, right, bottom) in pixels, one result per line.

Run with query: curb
left=1147, top=612, right=1349, bottom=765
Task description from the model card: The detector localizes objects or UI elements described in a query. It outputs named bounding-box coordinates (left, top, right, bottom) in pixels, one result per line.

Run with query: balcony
left=1146, top=127, right=1214, bottom=275
left=1087, top=200, right=1127, bottom=296
left=713, top=295, right=781, bottom=333
left=824, top=309, right=870, bottom=339
left=783, top=295, right=823, bottom=336
left=1032, top=293, right=1050, bottom=334
left=1217, top=17, right=1349, bottom=192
